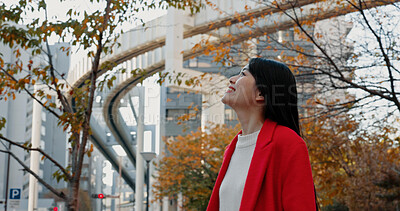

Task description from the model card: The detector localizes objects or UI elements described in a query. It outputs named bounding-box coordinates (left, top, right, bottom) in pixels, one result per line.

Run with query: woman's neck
left=235, top=107, right=264, bottom=135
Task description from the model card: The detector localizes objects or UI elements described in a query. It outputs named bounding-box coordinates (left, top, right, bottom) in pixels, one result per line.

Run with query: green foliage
left=0, top=117, right=5, bottom=132
left=22, top=141, right=32, bottom=152
left=52, top=166, right=71, bottom=183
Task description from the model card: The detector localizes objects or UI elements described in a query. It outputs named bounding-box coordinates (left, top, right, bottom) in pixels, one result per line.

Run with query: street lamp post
left=140, top=152, right=157, bottom=211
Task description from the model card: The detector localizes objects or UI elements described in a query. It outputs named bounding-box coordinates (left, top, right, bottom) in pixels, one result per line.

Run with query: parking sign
left=9, top=188, right=21, bottom=199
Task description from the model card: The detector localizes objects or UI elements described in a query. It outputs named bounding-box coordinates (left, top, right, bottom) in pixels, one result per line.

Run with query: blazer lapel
left=240, top=119, right=277, bottom=210
left=207, top=131, right=242, bottom=211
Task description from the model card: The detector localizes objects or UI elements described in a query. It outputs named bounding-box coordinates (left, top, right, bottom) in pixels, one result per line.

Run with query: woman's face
left=221, top=64, right=263, bottom=109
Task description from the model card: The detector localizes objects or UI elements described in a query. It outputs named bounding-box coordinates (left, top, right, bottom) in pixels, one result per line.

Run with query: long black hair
left=248, top=58, right=301, bottom=136
left=249, top=58, right=319, bottom=210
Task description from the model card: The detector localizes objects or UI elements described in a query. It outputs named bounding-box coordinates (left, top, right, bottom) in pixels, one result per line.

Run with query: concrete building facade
left=0, top=42, right=70, bottom=211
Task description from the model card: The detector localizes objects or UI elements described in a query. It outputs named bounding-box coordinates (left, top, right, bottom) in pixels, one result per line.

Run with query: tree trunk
left=67, top=179, right=80, bottom=211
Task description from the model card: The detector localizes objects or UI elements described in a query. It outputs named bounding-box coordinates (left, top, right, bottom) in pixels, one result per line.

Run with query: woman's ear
left=256, top=91, right=264, bottom=102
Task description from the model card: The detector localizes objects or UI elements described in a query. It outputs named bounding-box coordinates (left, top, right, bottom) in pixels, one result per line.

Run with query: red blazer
left=207, top=119, right=316, bottom=211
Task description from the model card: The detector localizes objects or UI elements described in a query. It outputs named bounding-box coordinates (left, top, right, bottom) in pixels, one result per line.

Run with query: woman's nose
left=229, top=76, right=237, bottom=84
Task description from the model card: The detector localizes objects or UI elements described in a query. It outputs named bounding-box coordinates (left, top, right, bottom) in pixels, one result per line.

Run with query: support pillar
left=161, top=7, right=185, bottom=211
left=28, top=85, right=42, bottom=211
left=95, top=154, right=103, bottom=211
left=201, top=93, right=225, bottom=132
left=177, top=193, right=183, bottom=211
left=135, top=86, right=145, bottom=211
left=165, top=7, right=184, bottom=75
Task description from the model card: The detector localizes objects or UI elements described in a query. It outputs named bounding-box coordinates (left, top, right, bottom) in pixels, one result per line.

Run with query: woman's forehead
left=241, top=65, right=249, bottom=72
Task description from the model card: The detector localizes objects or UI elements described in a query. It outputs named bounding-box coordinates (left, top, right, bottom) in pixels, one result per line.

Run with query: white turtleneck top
left=219, top=130, right=260, bottom=211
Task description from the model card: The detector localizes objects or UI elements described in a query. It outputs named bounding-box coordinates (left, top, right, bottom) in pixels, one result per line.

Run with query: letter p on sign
left=10, top=188, right=21, bottom=199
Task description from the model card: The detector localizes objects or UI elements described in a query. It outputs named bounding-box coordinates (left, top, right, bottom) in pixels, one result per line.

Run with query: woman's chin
left=221, top=95, right=230, bottom=105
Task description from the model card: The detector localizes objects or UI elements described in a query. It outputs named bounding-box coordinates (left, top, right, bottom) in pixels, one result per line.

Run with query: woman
left=207, top=58, right=317, bottom=211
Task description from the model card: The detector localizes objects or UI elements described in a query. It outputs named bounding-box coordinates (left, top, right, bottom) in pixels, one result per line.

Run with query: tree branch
left=0, top=135, right=71, bottom=181
left=75, top=0, right=112, bottom=182
left=277, top=1, right=346, bottom=79
left=43, top=5, right=72, bottom=114
left=0, top=67, right=61, bottom=119
left=353, top=0, right=400, bottom=109
left=0, top=149, right=67, bottom=200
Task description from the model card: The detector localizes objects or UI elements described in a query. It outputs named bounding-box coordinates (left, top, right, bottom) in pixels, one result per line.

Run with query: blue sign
left=9, top=188, right=21, bottom=200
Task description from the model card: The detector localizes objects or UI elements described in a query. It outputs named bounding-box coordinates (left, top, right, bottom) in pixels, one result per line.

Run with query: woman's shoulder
left=272, top=124, right=305, bottom=146
left=269, top=125, right=309, bottom=160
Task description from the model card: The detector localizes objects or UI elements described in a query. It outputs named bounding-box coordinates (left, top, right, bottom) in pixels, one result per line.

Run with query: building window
left=225, top=108, right=237, bottom=121
left=95, top=96, right=102, bottom=103
left=188, top=58, right=198, bottom=67
left=23, top=182, right=29, bottom=191
left=38, top=184, right=43, bottom=192
left=278, top=29, right=294, bottom=43
left=166, top=109, right=197, bottom=121
left=40, top=140, right=45, bottom=150
left=167, top=87, right=181, bottom=94
left=188, top=110, right=197, bottom=120
left=41, top=126, right=45, bottom=136
left=41, top=112, right=46, bottom=122
left=166, top=109, right=183, bottom=121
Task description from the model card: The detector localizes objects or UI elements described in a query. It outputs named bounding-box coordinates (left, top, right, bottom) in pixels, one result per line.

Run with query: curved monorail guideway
left=66, top=0, right=398, bottom=190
